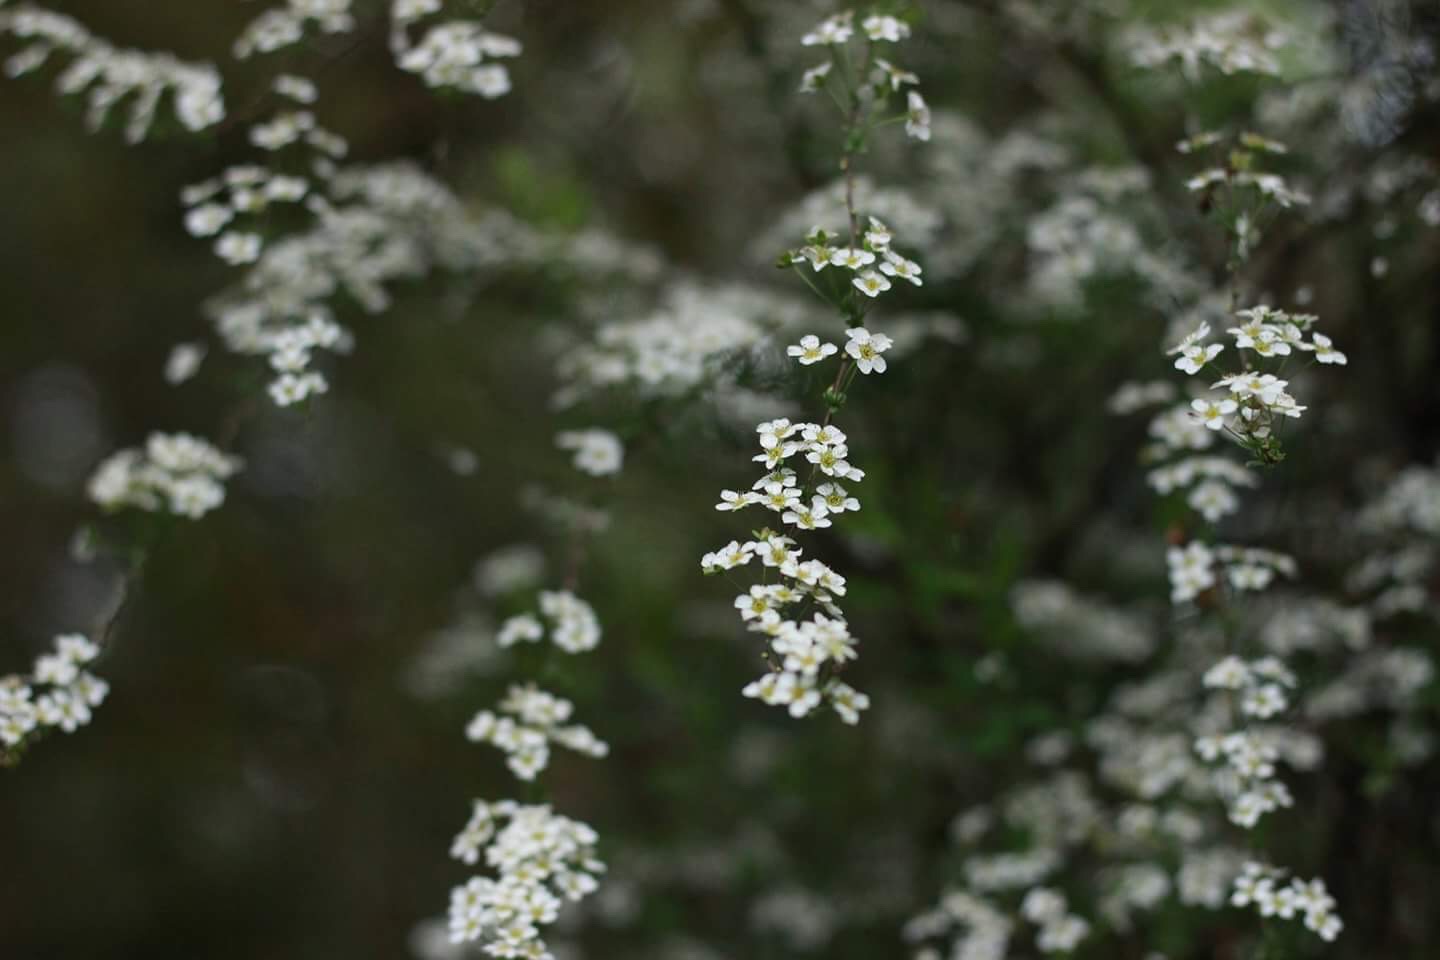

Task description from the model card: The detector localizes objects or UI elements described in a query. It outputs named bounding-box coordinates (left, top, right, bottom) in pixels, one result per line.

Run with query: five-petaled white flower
left=879, top=250, right=922, bottom=286
left=845, top=327, right=894, bottom=374
left=787, top=334, right=839, bottom=365
left=832, top=247, right=876, bottom=270
left=853, top=270, right=892, bottom=298
left=1191, top=397, right=1238, bottom=430
left=1310, top=333, right=1347, bottom=365
left=863, top=14, right=910, bottom=42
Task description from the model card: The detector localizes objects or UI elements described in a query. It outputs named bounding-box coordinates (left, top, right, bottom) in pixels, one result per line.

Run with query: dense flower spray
left=701, top=8, right=930, bottom=725
left=0, top=1, right=522, bottom=767
left=443, top=434, right=621, bottom=957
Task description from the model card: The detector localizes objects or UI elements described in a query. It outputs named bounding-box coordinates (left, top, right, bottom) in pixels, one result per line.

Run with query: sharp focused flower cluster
left=700, top=10, right=931, bottom=728
left=1145, top=302, right=1346, bottom=542
left=391, top=0, right=520, bottom=98
left=783, top=220, right=924, bottom=303
left=703, top=416, right=874, bottom=723
left=465, top=683, right=608, bottom=781
left=0, top=5, right=224, bottom=142
left=448, top=800, right=605, bottom=955
left=88, top=432, right=243, bottom=520
left=0, top=633, right=108, bottom=757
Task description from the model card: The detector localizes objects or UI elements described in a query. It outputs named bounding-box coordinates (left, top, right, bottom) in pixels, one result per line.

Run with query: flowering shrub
left=3, top=2, right=1440, bottom=959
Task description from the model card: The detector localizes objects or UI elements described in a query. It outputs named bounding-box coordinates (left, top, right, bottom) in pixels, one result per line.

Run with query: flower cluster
left=1164, top=304, right=1343, bottom=481
left=446, top=633, right=608, bottom=955
left=465, top=683, right=608, bottom=781
left=553, top=282, right=797, bottom=407
left=1107, top=64, right=1350, bottom=940
left=783, top=221, right=924, bottom=303
left=447, top=435, right=615, bottom=954
left=233, top=0, right=355, bottom=59
left=1168, top=542, right=1298, bottom=602
left=1196, top=655, right=1298, bottom=827
left=703, top=417, right=872, bottom=723
left=1139, top=304, right=1345, bottom=561
left=448, top=801, right=605, bottom=954
left=0, top=6, right=224, bottom=142
left=0, top=633, right=108, bottom=757
left=1019, top=888, right=1090, bottom=953
left=87, top=432, right=242, bottom=520
left=798, top=11, right=931, bottom=142
left=1011, top=580, right=1154, bottom=663
left=391, top=1, right=520, bottom=98
left=700, top=11, right=930, bottom=727
left=1128, top=11, right=1285, bottom=79
left=904, top=890, right=1011, bottom=960
left=1175, top=130, right=1312, bottom=261
left=1230, top=862, right=1342, bottom=941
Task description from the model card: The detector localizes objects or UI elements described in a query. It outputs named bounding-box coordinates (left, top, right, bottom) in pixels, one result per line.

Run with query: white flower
left=864, top=217, right=893, bottom=249
left=1188, top=479, right=1238, bottom=521
left=815, top=482, right=860, bottom=514
left=701, top=540, right=754, bottom=573
left=1174, top=342, right=1223, bottom=375
left=87, top=433, right=241, bottom=519
left=786, top=334, right=839, bottom=366
left=1203, top=655, right=1250, bottom=690
left=878, top=249, right=922, bottom=285
left=1037, top=915, right=1089, bottom=953
left=445, top=803, right=604, bottom=956
left=268, top=372, right=328, bottom=406
left=826, top=680, right=869, bottom=724
left=1168, top=321, right=1228, bottom=374
left=832, top=247, right=877, bottom=270
left=1310, top=332, right=1347, bottom=365
left=538, top=590, right=602, bottom=653
left=497, top=614, right=544, bottom=648
left=905, top=91, right=931, bottom=142
left=845, top=326, right=894, bottom=373
left=853, top=269, right=892, bottom=298
left=215, top=231, right=263, bottom=264
left=184, top=203, right=234, bottom=237
left=715, top=488, right=758, bottom=511
left=862, top=15, right=910, bottom=42
left=1241, top=683, right=1288, bottom=718
left=782, top=501, right=832, bottom=530
left=1167, top=540, right=1215, bottom=603
left=801, top=13, right=853, bottom=46
left=556, top=429, right=624, bottom=477
left=164, top=342, right=207, bottom=384
left=799, top=61, right=832, bottom=93
left=1190, top=397, right=1237, bottom=430
left=273, top=73, right=318, bottom=103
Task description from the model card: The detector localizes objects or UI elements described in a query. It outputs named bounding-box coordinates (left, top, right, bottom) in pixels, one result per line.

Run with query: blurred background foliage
left=2, top=0, right=1440, bottom=958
